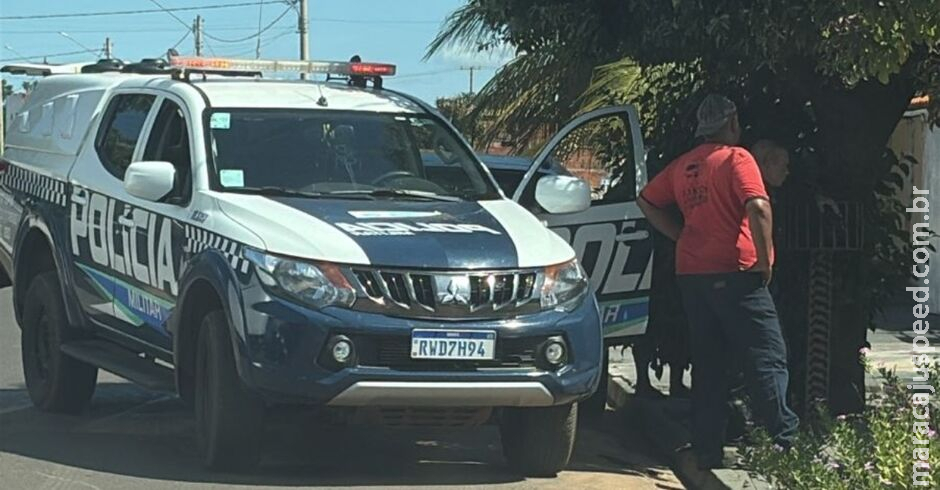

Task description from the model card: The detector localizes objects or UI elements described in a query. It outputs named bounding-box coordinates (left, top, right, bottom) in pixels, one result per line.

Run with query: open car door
left=511, top=106, right=651, bottom=342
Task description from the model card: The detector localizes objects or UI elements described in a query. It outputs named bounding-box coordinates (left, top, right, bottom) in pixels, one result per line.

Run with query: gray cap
left=695, top=94, right=737, bottom=138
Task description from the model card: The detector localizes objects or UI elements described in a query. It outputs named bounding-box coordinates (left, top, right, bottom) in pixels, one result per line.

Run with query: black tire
left=581, top=348, right=609, bottom=419
left=21, top=271, right=98, bottom=414
left=194, top=310, right=264, bottom=471
left=500, top=402, right=578, bottom=476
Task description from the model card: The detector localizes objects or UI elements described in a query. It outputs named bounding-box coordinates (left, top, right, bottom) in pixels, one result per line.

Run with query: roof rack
left=0, top=62, right=87, bottom=76
left=82, top=59, right=125, bottom=73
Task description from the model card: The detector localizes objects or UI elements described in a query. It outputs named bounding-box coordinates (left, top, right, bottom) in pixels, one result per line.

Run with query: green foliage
left=743, top=363, right=940, bottom=489
left=428, top=1, right=940, bottom=138
left=436, top=92, right=482, bottom=146
left=852, top=152, right=919, bottom=320
left=427, top=0, right=940, bottom=409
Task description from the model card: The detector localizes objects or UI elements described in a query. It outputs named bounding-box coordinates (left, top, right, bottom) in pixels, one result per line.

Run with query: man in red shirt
left=638, top=94, right=798, bottom=468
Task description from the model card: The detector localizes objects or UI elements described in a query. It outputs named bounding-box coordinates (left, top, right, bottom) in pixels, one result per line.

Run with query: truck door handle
left=616, top=231, right=649, bottom=242
left=118, top=216, right=135, bottom=227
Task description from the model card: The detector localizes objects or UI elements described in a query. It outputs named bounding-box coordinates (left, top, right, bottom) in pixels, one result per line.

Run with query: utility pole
left=298, top=0, right=309, bottom=79
left=1, top=80, right=5, bottom=157
left=460, top=66, right=482, bottom=93
left=104, top=37, right=112, bottom=59
left=194, top=15, right=204, bottom=57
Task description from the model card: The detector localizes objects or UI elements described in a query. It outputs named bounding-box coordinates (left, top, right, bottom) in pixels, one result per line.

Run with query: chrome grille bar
left=374, top=271, right=409, bottom=309
left=347, top=267, right=544, bottom=319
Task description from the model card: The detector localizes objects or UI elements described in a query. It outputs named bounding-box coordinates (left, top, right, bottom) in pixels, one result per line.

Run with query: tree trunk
left=781, top=67, right=916, bottom=414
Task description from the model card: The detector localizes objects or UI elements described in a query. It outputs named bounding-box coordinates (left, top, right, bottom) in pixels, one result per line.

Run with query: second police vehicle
left=0, top=55, right=651, bottom=474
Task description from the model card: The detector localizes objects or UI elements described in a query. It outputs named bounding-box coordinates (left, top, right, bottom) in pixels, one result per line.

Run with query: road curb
left=607, top=376, right=772, bottom=490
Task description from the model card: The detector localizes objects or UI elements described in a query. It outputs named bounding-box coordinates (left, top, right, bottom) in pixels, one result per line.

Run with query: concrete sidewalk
left=606, top=322, right=931, bottom=489
left=607, top=364, right=769, bottom=490
left=867, top=305, right=939, bottom=390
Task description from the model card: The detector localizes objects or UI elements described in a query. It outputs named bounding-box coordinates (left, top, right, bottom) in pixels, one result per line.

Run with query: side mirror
left=124, top=161, right=176, bottom=202
left=535, top=175, right=591, bottom=214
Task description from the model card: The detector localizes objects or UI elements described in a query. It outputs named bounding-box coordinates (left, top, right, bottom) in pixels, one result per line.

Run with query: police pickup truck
left=0, top=56, right=650, bottom=474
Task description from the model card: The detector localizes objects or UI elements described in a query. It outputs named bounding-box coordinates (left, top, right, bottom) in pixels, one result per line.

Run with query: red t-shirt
left=640, top=143, right=772, bottom=275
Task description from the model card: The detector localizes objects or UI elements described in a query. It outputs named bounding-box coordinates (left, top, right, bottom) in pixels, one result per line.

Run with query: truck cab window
left=143, top=100, right=192, bottom=204
left=95, top=94, right=155, bottom=180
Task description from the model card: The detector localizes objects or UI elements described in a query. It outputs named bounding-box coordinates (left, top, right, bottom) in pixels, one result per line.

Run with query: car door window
left=519, top=113, right=636, bottom=210
left=96, top=94, right=156, bottom=180
left=143, top=100, right=192, bottom=204
left=511, top=106, right=651, bottom=341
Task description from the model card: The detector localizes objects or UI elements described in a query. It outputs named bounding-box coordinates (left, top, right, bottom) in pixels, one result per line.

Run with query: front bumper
left=327, top=381, right=554, bottom=407
left=233, top=281, right=603, bottom=408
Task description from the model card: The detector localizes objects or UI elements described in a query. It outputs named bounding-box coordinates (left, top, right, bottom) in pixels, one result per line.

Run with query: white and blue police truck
left=0, top=55, right=651, bottom=474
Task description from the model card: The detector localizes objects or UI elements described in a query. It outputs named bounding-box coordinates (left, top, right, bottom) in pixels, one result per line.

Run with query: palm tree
left=425, top=3, right=693, bottom=158
left=425, top=4, right=602, bottom=153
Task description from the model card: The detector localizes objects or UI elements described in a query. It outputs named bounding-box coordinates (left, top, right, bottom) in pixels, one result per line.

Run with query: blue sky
left=0, top=0, right=509, bottom=103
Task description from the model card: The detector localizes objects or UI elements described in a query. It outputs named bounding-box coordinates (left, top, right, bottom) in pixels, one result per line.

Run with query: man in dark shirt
left=637, top=95, right=799, bottom=468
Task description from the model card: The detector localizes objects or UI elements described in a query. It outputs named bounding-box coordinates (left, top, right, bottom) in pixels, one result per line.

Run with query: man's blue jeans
left=677, top=272, right=799, bottom=466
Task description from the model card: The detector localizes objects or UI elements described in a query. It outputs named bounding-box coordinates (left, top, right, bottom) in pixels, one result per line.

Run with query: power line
left=1, top=26, right=296, bottom=35
left=169, top=30, right=191, bottom=51
left=396, top=68, right=463, bottom=80
left=146, top=0, right=192, bottom=30
left=310, top=18, right=439, bottom=25
left=203, top=5, right=292, bottom=43
left=0, top=2, right=267, bottom=21
left=222, top=29, right=293, bottom=58
left=0, top=49, right=93, bottom=63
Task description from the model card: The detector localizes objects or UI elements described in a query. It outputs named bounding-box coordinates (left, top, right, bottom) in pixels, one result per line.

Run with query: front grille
left=411, top=275, right=435, bottom=308
left=346, top=267, right=543, bottom=319
left=350, top=334, right=542, bottom=371
left=381, top=272, right=410, bottom=305
left=355, top=270, right=382, bottom=298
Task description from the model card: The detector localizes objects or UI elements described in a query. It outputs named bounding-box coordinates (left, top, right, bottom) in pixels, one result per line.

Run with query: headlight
left=243, top=249, right=356, bottom=309
left=541, top=259, right=589, bottom=311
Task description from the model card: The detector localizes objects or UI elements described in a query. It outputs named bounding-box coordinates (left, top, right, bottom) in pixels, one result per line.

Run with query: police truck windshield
left=206, top=110, right=500, bottom=200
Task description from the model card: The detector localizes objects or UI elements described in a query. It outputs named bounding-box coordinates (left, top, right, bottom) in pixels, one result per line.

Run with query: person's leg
left=632, top=333, right=664, bottom=398
left=677, top=275, right=729, bottom=467
left=717, top=273, right=799, bottom=448
left=669, top=364, right=690, bottom=398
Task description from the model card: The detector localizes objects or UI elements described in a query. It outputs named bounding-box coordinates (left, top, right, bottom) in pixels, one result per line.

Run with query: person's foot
left=669, top=382, right=691, bottom=399
left=635, top=382, right=666, bottom=399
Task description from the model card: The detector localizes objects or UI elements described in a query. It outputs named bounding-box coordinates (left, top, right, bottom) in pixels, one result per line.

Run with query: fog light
left=544, top=339, right=567, bottom=365
left=324, top=335, right=356, bottom=368
left=332, top=340, right=352, bottom=362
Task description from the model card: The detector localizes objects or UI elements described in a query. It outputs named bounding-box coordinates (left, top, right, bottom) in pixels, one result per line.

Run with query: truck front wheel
left=499, top=402, right=578, bottom=476
left=21, top=271, right=98, bottom=414
left=194, top=310, right=264, bottom=471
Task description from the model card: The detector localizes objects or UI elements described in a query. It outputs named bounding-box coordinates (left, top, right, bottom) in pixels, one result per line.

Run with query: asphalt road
left=0, top=288, right=683, bottom=489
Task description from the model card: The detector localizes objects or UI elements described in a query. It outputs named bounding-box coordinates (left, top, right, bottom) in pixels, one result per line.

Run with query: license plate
left=410, top=329, right=496, bottom=360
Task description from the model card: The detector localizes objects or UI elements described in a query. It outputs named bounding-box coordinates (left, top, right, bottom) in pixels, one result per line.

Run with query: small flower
left=827, top=461, right=841, bottom=470
left=929, top=429, right=937, bottom=439
left=859, top=347, right=871, bottom=357
left=863, top=462, right=875, bottom=471
left=836, top=414, right=847, bottom=421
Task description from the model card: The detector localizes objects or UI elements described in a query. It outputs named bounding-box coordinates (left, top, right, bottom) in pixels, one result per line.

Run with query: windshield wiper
left=223, top=186, right=374, bottom=200
left=327, top=188, right=462, bottom=202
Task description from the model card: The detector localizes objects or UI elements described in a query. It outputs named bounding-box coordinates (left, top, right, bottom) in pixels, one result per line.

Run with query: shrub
left=742, top=360, right=940, bottom=489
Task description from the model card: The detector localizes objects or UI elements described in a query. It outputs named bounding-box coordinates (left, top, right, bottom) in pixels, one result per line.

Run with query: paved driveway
left=0, top=289, right=683, bottom=489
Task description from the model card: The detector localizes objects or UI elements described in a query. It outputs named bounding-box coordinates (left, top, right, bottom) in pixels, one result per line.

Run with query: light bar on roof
left=168, top=56, right=396, bottom=76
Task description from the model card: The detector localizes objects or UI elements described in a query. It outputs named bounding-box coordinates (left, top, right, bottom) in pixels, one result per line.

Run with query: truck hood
left=214, top=194, right=575, bottom=270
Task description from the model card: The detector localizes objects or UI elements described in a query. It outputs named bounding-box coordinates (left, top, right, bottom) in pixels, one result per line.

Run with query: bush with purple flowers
left=741, top=363, right=940, bottom=489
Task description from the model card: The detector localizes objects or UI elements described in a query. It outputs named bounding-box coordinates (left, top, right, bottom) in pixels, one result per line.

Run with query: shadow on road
left=0, top=383, right=674, bottom=487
